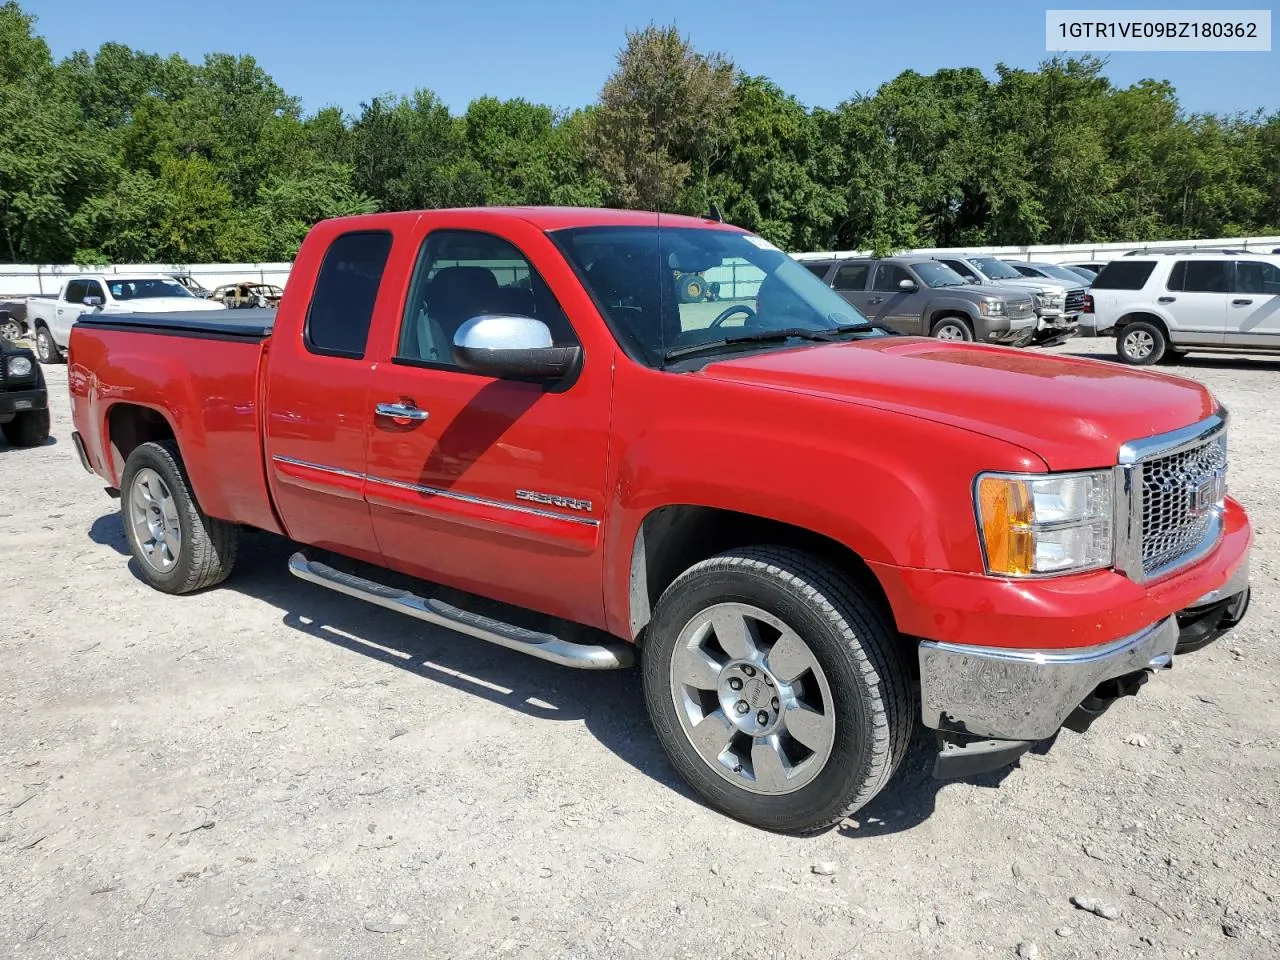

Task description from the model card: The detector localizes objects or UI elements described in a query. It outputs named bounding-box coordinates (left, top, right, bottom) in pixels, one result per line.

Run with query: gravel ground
left=2, top=339, right=1276, bottom=960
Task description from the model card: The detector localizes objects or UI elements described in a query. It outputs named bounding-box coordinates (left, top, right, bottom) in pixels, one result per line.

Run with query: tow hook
left=1063, top=669, right=1151, bottom=734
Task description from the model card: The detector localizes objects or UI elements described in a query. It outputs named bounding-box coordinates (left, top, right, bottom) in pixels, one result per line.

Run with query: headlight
left=975, top=471, right=1113, bottom=576
left=7, top=355, right=33, bottom=377
left=1034, top=292, right=1064, bottom=308
left=979, top=299, right=1005, bottom=316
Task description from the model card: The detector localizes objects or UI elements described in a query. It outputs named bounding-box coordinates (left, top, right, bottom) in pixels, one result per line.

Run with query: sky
left=25, top=0, right=1280, bottom=118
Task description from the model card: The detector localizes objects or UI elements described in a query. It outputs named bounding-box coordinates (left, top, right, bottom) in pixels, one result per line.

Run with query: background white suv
left=1083, top=253, right=1280, bottom=365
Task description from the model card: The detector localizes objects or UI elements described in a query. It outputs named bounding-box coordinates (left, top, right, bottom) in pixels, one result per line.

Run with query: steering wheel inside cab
left=709, top=304, right=756, bottom=328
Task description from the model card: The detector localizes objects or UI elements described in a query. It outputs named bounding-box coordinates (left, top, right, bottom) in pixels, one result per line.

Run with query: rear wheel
left=120, top=440, right=238, bottom=594
left=642, top=547, right=912, bottom=834
left=1, top=408, right=49, bottom=447
left=1117, top=321, right=1166, bottom=365
left=931, top=316, right=974, bottom=341
left=34, top=325, right=63, bottom=364
left=0, top=315, right=21, bottom=342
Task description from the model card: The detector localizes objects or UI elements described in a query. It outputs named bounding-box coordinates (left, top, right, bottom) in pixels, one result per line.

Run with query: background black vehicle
left=0, top=338, right=50, bottom=447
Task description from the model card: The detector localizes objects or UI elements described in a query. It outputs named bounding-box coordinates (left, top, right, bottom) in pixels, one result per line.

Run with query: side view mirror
left=897, top=279, right=918, bottom=292
left=453, top=315, right=580, bottom=380
left=83, top=295, right=104, bottom=308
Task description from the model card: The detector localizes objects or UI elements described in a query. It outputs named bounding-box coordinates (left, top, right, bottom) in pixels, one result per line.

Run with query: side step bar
left=287, top=552, right=635, bottom=670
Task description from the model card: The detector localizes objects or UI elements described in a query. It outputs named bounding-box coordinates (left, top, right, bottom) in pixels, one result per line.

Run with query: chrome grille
left=1064, top=288, right=1086, bottom=312
left=1138, top=430, right=1227, bottom=576
left=1009, top=299, right=1034, bottom=319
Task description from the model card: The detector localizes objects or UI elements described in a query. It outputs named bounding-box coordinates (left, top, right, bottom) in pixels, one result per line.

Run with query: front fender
left=924, top=296, right=980, bottom=323
left=601, top=366, right=1046, bottom=637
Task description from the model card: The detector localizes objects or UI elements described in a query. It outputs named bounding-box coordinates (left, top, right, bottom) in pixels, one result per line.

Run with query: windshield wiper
left=662, top=327, right=846, bottom=362
left=663, top=322, right=890, bottom=363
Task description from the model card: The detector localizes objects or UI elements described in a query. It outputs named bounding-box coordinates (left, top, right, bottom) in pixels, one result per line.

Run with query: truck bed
left=68, top=310, right=282, bottom=536
left=75, top=308, right=276, bottom=341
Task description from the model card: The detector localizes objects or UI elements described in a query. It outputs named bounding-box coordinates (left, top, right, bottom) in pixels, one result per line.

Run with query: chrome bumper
left=1189, top=556, right=1249, bottom=609
left=918, top=617, right=1178, bottom=741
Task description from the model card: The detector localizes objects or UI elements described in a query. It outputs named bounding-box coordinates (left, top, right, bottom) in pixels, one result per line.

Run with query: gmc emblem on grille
left=1189, top=473, right=1224, bottom=516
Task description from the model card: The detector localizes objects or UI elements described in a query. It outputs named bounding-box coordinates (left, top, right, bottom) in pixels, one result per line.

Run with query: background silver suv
left=930, top=254, right=1084, bottom=346
left=804, top=256, right=1036, bottom=343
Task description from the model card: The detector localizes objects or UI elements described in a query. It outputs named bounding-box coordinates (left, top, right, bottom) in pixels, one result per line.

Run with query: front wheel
left=120, top=440, right=239, bottom=594
left=34, top=325, right=63, bottom=364
left=1117, top=321, right=1166, bottom=365
left=642, top=547, right=912, bottom=834
left=0, top=315, right=21, bottom=342
left=931, top=317, right=974, bottom=341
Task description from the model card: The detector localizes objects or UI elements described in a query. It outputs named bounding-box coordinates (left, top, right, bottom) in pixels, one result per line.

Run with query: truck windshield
left=108, top=278, right=194, bottom=300
left=913, top=262, right=969, bottom=288
left=552, top=226, right=881, bottom=366
left=970, top=257, right=1023, bottom=281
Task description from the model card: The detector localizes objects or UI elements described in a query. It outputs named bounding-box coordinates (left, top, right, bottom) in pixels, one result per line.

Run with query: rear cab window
left=304, top=231, right=394, bottom=358
left=1092, top=260, right=1158, bottom=290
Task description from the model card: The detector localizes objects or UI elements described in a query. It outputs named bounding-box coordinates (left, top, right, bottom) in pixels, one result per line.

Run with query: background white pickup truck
left=26, top=273, right=223, bottom=363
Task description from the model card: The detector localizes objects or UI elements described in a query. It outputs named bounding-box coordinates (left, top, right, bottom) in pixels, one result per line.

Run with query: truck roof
left=319, top=206, right=744, bottom=233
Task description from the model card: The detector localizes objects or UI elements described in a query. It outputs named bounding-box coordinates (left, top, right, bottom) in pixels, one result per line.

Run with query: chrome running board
left=287, top=552, right=634, bottom=670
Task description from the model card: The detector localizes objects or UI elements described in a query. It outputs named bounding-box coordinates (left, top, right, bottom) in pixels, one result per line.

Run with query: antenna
left=707, top=201, right=723, bottom=223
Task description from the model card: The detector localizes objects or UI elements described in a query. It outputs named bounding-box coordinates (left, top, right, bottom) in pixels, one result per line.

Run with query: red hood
left=697, top=338, right=1216, bottom=471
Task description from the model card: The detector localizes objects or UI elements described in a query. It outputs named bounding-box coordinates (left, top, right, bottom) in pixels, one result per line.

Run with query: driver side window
left=872, top=264, right=912, bottom=292
left=396, top=230, right=578, bottom=369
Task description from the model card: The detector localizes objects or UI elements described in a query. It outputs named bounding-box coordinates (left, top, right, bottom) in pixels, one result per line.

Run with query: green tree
left=586, top=25, right=737, bottom=211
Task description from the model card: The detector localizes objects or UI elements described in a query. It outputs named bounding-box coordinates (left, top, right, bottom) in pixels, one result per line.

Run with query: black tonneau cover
left=75, top=308, right=276, bottom=342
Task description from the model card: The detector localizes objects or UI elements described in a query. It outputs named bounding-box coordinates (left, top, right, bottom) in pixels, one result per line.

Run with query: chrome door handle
left=375, top=402, right=429, bottom=421
left=868, top=297, right=884, bottom=304
left=1232, top=298, right=1253, bottom=306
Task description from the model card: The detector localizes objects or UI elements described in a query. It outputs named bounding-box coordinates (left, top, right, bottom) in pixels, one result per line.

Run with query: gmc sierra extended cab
left=67, top=208, right=1252, bottom=834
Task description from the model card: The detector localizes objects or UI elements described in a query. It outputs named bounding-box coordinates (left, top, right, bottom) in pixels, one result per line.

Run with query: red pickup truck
left=68, top=207, right=1252, bottom=834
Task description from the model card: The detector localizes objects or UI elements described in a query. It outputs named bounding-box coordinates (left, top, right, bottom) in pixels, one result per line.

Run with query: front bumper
left=980, top=314, right=1037, bottom=343
left=0, top=385, right=47, bottom=418
left=919, top=616, right=1177, bottom=742
left=919, top=555, right=1251, bottom=777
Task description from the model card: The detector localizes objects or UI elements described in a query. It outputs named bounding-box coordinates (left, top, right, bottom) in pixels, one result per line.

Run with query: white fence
left=4, top=231, right=1280, bottom=300
left=0, top=262, right=293, bottom=299
left=792, top=234, right=1280, bottom=264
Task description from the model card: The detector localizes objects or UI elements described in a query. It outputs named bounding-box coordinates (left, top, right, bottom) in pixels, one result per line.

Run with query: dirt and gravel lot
left=2, top=339, right=1276, bottom=960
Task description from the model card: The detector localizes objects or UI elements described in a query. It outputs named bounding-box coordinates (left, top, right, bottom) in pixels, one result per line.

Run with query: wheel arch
left=1114, top=311, right=1171, bottom=339
left=626, top=505, right=895, bottom=645
left=105, top=402, right=178, bottom=482
left=926, top=308, right=977, bottom=334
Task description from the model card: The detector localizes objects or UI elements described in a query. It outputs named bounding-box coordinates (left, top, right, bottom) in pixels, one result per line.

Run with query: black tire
left=930, top=316, right=974, bottom=341
left=120, top=440, right=238, bottom=594
left=1116, top=320, right=1166, bottom=365
left=641, top=546, right=912, bottom=834
left=1, top=408, right=50, bottom=447
left=34, top=324, right=64, bottom=364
